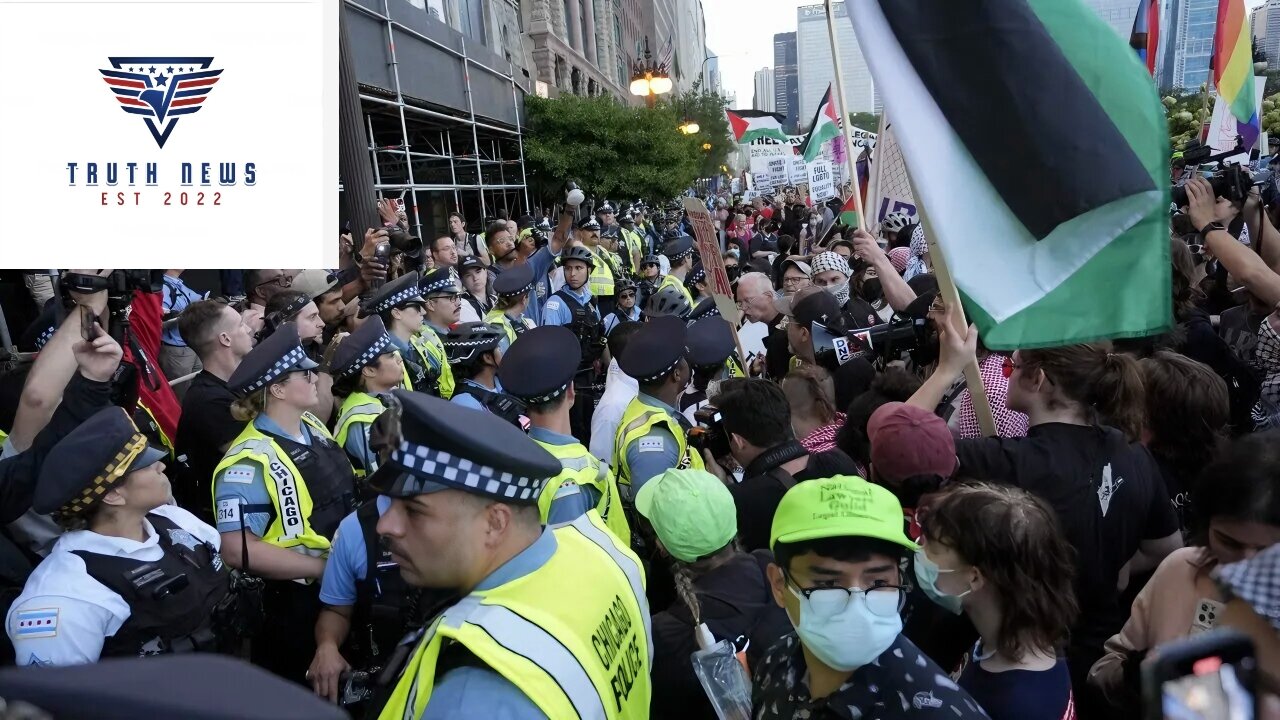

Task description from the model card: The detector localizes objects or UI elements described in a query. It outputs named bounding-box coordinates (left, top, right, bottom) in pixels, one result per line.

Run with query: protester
left=918, top=483, right=1078, bottom=720
left=781, top=365, right=845, bottom=453
left=159, top=269, right=208, bottom=392
left=736, top=272, right=791, bottom=379
left=640, top=468, right=791, bottom=720
left=430, top=234, right=459, bottom=271
left=447, top=211, right=488, bottom=265
left=753, top=476, right=988, bottom=719
left=810, top=251, right=878, bottom=330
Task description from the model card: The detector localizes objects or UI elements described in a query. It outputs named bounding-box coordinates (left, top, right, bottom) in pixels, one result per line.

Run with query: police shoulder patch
left=222, top=466, right=255, bottom=485
left=637, top=437, right=665, bottom=454
left=13, top=608, right=59, bottom=639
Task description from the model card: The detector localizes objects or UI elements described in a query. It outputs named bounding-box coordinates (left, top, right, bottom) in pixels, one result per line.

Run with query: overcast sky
left=707, top=0, right=1271, bottom=113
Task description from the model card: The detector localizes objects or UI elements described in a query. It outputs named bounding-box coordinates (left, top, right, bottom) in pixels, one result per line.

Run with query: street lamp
left=630, top=36, right=672, bottom=108
left=679, top=120, right=700, bottom=134
left=702, top=142, right=713, bottom=150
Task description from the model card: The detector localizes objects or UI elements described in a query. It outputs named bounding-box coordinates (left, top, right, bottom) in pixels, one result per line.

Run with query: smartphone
left=1142, top=629, right=1257, bottom=720
left=79, top=305, right=100, bottom=341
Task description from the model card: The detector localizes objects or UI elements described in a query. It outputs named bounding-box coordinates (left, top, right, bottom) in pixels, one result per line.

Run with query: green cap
left=769, top=475, right=917, bottom=552
left=635, top=469, right=737, bottom=562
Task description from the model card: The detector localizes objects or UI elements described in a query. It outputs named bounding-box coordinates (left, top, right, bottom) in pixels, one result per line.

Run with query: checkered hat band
left=391, top=441, right=545, bottom=502
left=62, top=432, right=146, bottom=517
left=670, top=249, right=693, bottom=261
left=338, top=333, right=393, bottom=378
left=497, top=282, right=534, bottom=298
left=246, top=346, right=307, bottom=392
left=637, top=356, right=683, bottom=383
left=514, top=381, right=571, bottom=405
left=376, top=285, right=424, bottom=315
left=422, top=278, right=461, bottom=296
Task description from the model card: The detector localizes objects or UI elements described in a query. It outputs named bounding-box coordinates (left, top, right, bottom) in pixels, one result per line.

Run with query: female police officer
left=9, top=407, right=232, bottom=666
left=330, top=316, right=403, bottom=479
left=212, top=322, right=357, bottom=681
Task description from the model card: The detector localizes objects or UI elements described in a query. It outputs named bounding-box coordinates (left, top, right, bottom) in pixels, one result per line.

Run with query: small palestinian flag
left=725, top=109, right=788, bottom=144
left=838, top=192, right=860, bottom=229
left=847, top=0, right=1170, bottom=349
left=798, top=85, right=841, bottom=163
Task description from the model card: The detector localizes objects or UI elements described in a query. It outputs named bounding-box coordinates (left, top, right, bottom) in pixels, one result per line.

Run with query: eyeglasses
left=786, top=574, right=906, bottom=619
left=1001, top=355, right=1024, bottom=378
left=287, top=369, right=316, bottom=382
left=255, top=274, right=292, bottom=291
left=403, top=302, right=426, bottom=312
left=782, top=277, right=809, bottom=288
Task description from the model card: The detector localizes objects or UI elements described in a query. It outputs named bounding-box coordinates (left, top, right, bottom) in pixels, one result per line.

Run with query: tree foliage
left=846, top=112, right=881, bottom=133
left=523, top=94, right=701, bottom=207
left=666, top=82, right=734, bottom=179
left=1162, top=90, right=1211, bottom=150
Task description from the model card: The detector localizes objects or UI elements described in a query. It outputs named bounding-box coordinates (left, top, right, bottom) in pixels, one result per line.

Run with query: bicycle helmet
left=881, top=211, right=911, bottom=233
left=644, top=284, right=691, bottom=319
left=558, top=244, right=596, bottom=268
left=441, top=322, right=505, bottom=364
left=614, top=277, right=638, bottom=295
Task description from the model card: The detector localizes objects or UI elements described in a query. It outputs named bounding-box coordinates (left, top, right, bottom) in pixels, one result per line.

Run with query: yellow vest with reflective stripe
left=486, top=308, right=535, bottom=346
left=378, top=512, right=652, bottom=720
left=611, top=395, right=704, bottom=491
left=534, top=438, right=630, bottom=546
left=0, top=429, right=8, bottom=446
left=211, top=413, right=335, bottom=554
left=656, top=273, right=694, bottom=307
left=619, top=229, right=645, bottom=273
left=334, top=392, right=385, bottom=478
left=725, top=354, right=745, bottom=379
left=411, top=325, right=454, bottom=399
left=587, top=246, right=617, bottom=299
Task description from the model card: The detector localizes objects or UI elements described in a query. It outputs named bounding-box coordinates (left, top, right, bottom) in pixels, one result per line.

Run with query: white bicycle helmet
left=881, top=211, right=911, bottom=233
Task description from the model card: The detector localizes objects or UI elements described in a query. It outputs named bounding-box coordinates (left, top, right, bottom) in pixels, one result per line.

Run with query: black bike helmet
left=614, top=277, right=638, bottom=295
left=441, top=322, right=504, bottom=364
left=558, top=245, right=596, bottom=269
left=644, top=284, right=691, bottom=319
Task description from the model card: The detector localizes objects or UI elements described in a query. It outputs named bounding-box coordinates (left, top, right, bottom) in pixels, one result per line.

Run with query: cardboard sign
left=682, top=197, right=740, bottom=324
left=807, top=158, right=836, bottom=203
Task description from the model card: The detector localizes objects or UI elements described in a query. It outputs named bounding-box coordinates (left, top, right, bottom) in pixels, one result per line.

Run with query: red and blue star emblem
left=99, top=56, right=222, bottom=148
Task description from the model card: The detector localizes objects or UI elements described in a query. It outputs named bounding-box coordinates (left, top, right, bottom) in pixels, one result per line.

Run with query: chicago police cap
left=497, top=326, right=581, bottom=403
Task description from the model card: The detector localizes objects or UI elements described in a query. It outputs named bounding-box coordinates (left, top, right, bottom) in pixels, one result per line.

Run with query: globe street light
left=679, top=120, right=701, bottom=134
left=630, top=36, right=672, bottom=108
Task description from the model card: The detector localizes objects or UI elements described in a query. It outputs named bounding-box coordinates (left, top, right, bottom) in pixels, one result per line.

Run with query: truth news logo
left=99, top=56, right=222, bottom=148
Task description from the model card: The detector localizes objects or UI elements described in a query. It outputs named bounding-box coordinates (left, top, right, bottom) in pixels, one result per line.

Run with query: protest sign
left=807, top=158, right=836, bottom=203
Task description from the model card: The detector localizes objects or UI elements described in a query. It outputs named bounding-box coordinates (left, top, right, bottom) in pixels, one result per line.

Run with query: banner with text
left=807, top=158, right=836, bottom=203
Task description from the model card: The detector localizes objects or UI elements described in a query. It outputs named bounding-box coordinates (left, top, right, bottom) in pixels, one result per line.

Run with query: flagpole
left=823, top=0, right=867, bottom=232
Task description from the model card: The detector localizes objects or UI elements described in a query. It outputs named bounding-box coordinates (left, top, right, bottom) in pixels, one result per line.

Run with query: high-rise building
left=1265, top=0, right=1280, bottom=68
left=523, top=0, right=627, bottom=98
left=753, top=68, right=776, bottom=112
left=671, top=0, right=708, bottom=93
left=1168, top=0, right=1217, bottom=90
left=796, top=2, right=874, bottom=121
left=705, top=51, right=722, bottom=95
left=773, top=32, right=799, bottom=133
left=1079, top=0, right=1142, bottom=39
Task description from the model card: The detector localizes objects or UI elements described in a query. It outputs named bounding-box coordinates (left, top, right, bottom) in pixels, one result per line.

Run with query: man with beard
left=488, top=202, right=573, bottom=324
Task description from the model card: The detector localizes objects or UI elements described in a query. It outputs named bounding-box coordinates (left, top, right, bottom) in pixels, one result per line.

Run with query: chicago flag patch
left=14, top=608, right=59, bottom=639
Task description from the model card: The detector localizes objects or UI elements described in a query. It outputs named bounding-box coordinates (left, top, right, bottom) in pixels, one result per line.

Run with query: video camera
left=811, top=292, right=937, bottom=369
left=61, top=270, right=165, bottom=344
left=687, top=405, right=731, bottom=460
left=1171, top=163, right=1251, bottom=207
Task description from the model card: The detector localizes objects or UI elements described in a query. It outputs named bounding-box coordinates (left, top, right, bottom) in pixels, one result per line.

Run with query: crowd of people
left=0, top=162, right=1279, bottom=719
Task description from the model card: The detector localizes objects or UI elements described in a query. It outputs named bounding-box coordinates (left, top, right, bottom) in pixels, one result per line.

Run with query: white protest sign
left=807, top=158, right=836, bottom=203
left=748, top=144, right=788, bottom=192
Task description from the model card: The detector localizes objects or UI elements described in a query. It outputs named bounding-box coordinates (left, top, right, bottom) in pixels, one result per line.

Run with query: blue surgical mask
left=786, top=583, right=902, bottom=672
left=913, top=550, right=971, bottom=615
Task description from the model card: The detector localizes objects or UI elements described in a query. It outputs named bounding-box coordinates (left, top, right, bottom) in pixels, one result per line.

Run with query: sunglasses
left=618, top=292, right=636, bottom=300
left=1001, top=356, right=1024, bottom=379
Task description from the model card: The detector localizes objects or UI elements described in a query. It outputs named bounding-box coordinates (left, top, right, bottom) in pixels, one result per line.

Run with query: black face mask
left=860, top=277, right=883, bottom=304
left=725, top=266, right=740, bottom=283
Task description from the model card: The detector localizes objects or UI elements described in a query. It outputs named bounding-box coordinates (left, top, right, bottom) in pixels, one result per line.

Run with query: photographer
left=1186, top=174, right=1280, bottom=310
left=707, top=379, right=858, bottom=552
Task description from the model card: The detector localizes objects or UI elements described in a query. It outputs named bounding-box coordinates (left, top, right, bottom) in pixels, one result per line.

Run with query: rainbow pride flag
left=1129, top=0, right=1159, bottom=76
left=1213, top=0, right=1259, bottom=149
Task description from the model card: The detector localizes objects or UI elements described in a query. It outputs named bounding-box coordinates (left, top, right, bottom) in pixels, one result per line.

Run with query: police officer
left=414, top=268, right=464, bottom=399
left=442, top=323, right=525, bottom=427
left=636, top=253, right=662, bottom=312
left=618, top=212, right=646, bottom=275
left=576, top=216, right=621, bottom=318
left=679, top=317, right=738, bottom=423
left=658, top=235, right=696, bottom=307
left=358, top=271, right=433, bottom=393
left=604, top=278, right=641, bottom=335
left=685, top=299, right=746, bottom=379
left=368, top=391, right=653, bottom=719
left=498, top=327, right=630, bottom=544
left=330, top=316, right=402, bottom=479
left=543, top=244, right=606, bottom=444
left=644, top=283, right=692, bottom=321
left=611, top=316, right=705, bottom=501
left=10, top=407, right=233, bottom=666
left=212, top=323, right=358, bottom=681
left=486, top=263, right=537, bottom=349
left=686, top=264, right=710, bottom=306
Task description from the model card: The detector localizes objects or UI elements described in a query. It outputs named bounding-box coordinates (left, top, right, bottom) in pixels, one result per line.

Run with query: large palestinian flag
left=725, top=109, right=788, bottom=144
left=847, top=0, right=1170, bottom=349
left=797, top=85, right=841, bottom=163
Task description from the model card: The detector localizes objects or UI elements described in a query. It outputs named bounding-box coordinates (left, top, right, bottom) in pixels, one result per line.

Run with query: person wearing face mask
left=1089, top=431, right=1280, bottom=714
left=916, top=484, right=1078, bottom=720
left=359, top=271, right=435, bottom=395
left=810, top=251, right=879, bottom=330
left=753, top=476, right=989, bottom=720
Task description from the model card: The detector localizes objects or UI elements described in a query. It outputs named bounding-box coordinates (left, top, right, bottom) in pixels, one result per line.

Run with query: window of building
left=563, top=0, right=574, bottom=45
left=458, top=0, right=487, bottom=45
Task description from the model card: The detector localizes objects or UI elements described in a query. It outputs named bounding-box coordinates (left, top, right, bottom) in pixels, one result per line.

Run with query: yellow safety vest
left=587, top=246, right=617, bottom=299
left=611, top=395, right=704, bottom=492
left=211, top=412, right=337, bottom=555
left=378, top=512, right=652, bottom=720
left=534, top=438, right=630, bottom=546
left=656, top=273, right=694, bottom=307
left=619, top=228, right=645, bottom=274
left=725, top=354, right=745, bottom=379
left=412, top=325, right=454, bottom=399
left=333, top=391, right=386, bottom=478
left=485, top=308, right=535, bottom=346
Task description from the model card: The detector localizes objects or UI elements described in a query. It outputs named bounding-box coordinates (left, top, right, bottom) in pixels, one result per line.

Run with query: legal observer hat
left=619, top=315, right=688, bottom=383
left=420, top=267, right=463, bottom=297
left=770, top=475, right=917, bottom=553
left=291, top=269, right=341, bottom=301
left=366, top=390, right=561, bottom=504
left=497, top=325, right=581, bottom=404
left=331, top=315, right=396, bottom=379
left=635, top=468, right=737, bottom=563
left=492, top=262, right=535, bottom=299
left=227, top=322, right=318, bottom=395
left=33, top=406, right=168, bottom=517
left=358, top=270, right=424, bottom=318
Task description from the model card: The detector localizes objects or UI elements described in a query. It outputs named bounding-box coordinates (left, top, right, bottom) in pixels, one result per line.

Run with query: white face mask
left=786, top=582, right=902, bottom=672
left=912, top=550, right=972, bottom=615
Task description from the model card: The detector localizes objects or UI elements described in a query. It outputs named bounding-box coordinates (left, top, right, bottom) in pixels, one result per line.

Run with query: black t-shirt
left=842, top=297, right=880, bottom=330
left=1218, top=303, right=1266, bottom=365
left=730, top=448, right=860, bottom=552
left=174, top=371, right=243, bottom=523
left=954, top=423, right=1179, bottom=655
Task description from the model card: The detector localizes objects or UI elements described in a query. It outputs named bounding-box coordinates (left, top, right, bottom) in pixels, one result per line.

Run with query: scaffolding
left=344, top=0, right=530, bottom=242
